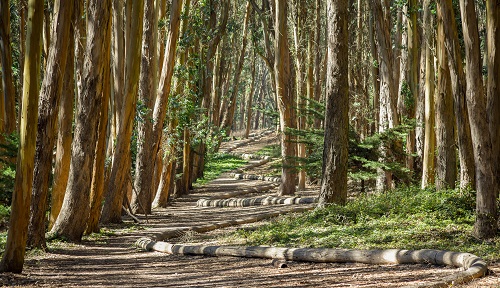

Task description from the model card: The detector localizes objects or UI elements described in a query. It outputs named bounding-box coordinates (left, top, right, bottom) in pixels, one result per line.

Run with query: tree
left=438, top=0, right=475, bottom=189
left=0, top=0, right=17, bottom=133
left=50, top=0, right=112, bottom=241
left=102, top=0, right=145, bottom=221
left=0, top=0, right=44, bottom=273
left=274, top=0, right=297, bottom=196
left=435, top=4, right=456, bottom=190
left=132, top=0, right=160, bottom=214
left=459, top=0, right=498, bottom=239
left=27, top=0, right=74, bottom=248
left=318, top=0, right=349, bottom=206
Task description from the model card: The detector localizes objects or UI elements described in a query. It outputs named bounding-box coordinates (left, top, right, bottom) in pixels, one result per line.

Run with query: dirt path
left=2, top=132, right=499, bottom=287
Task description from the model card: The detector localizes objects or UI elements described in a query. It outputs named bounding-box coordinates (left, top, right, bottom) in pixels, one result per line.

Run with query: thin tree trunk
left=50, top=0, right=112, bottom=241
left=486, top=0, right=500, bottom=199
left=132, top=0, right=160, bottom=214
left=319, top=0, right=348, bottom=206
left=27, top=0, right=74, bottom=249
left=0, top=0, right=17, bottom=133
left=438, top=0, right=475, bottom=189
left=435, top=6, right=456, bottom=190
left=421, top=1, right=435, bottom=188
left=0, top=0, right=43, bottom=273
left=275, top=0, right=297, bottom=196
left=245, top=58, right=257, bottom=138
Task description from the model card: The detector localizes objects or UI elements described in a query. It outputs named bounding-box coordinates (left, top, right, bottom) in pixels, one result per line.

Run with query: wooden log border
left=230, top=173, right=281, bottom=183
left=195, top=182, right=278, bottom=199
left=135, top=240, right=488, bottom=288
left=220, top=130, right=274, bottom=154
left=196, top=196, right=317, bottom=207
left=140, top=206, right=314, bottom=241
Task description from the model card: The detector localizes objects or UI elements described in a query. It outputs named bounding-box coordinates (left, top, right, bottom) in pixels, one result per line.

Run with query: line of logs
left=230, top=173, right=281, bottom=183
left=196, top=196, right=317, bottom=207
left=142, top=206, right=315, bottom=241
left=220, top=130, right=274, bottom=154
left=134, top=241, right=488, bottom=288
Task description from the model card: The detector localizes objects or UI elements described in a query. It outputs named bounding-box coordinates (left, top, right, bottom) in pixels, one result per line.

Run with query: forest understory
left=0, top=134, right=498, bottom=288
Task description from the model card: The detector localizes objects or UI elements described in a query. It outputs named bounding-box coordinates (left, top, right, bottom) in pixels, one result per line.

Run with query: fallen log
left=196, top=182, right=278, bottom=200
left=143, top=205, right=314, bottom=241
left=134, top=240, right=487, bottom=288
left=196, top=196, right=317, bottom=207
left=230, top=173, right=281, bottom=183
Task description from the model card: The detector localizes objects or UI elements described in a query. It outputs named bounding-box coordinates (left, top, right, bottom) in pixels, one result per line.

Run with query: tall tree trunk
left=245, top=57, right=257, bottom=138
left=102, top=0, right=145, bottom=222
left=371, top=0, right=398, bottom=191
left=459, top=0, right=498, bottom=239
left=435, top=5, right=456, bottom=190
left=406, top=0, right=418, bottom=172
left=486, top=0, right=500, bottom=200
left=27, top=0, right=74, bottom=249
left=86, top=9, right=112, bottom=234
left=132, top=0, right=160, bottom=214
left=0, top=0, right=43, bottom=273
left=319, top=0, right=348, bottom=206
left=49, top=32, right=75, bottom=229
left=275, top=0, right=297, bottom=196
left=50, top=0, right=112, bottom=241
left=421, top=1, right=435, bottom=188
left=0, top=0, right=17, bottom=133
left=438, top=0, right=475, bottom=189
left=221, top=1, right=252, bottom=136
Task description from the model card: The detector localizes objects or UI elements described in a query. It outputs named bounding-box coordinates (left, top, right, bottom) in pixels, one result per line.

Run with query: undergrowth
left=194, top=153, right=247, bottom=185
left=226, top=186, right=500, bottom=261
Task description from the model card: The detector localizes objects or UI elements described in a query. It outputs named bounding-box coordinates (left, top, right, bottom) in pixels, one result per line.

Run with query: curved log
left=144, top=206, right=314, bottom=241
left=196, top=196, right=317, bottom=207
left=231, top=173, right=281, bottom=183
left=134, top=241, right=487, bottom=288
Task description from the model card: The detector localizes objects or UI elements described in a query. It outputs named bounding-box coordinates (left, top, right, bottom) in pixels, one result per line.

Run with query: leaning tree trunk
left=0, top=0, right=17, bottom=133
left=86, top=11, right=112, bottom=234
left=0, top=0, right=43, bottom=273
left=275, top=0, right=297, bottom=196
left=318, top=0, right=349, bottom=206
left=459, top=0, right=498, bottom=239
left=132, top=0, right=159, bottom=214
left=27, top=0, right=74, bottom=249
left=101, top=0, right=145, bottom=222
left=50, top=0, right=112, bottom=242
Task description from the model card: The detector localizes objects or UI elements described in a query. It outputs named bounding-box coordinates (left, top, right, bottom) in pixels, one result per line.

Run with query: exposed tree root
left=196, top=196, right=317, bottom=207
left=135, top=240, right=488, bottom=288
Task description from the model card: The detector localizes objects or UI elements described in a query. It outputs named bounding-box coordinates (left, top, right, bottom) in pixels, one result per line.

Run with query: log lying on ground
left=220, top=130, right=274, bottom=153
left=230, top=173, right=281, bottom=183
left=232, top=157, right=270, bottom=172
left=134, top=240, right=487, bottom=288
left=143, top=205, right=314, bottom=241
left=196, top=196, right=317, bottom=207
left=196, top=182, right=278, bottom=200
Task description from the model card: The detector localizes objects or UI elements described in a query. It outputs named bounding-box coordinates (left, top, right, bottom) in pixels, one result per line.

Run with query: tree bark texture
left=459, top=0, right=498, bottom=239
left=319, top=0, right=348, bottom=206
left=274, top=0, right=297, bottom=196
left=50, top=0, right=111, bottom=241
left=28, top=0, right=74, bottom=248
left=0, top=0, right=17, bottom=133
left=0, top=0, right=43, bottom=273
left=132, top=0, right=160, bottom=214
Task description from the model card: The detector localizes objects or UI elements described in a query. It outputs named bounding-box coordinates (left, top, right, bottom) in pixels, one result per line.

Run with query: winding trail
left=3, top=131, right=497, bottom=287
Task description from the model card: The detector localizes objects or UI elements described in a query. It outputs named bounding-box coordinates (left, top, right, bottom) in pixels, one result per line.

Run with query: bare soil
left=2, top=132, right=499, bottom=287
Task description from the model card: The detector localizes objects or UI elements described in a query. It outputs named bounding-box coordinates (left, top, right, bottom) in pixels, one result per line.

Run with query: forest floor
left=2, top=131, right=499, bottom=287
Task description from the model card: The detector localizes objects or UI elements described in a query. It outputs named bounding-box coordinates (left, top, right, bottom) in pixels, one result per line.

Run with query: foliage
left=226, top=186, right=500, bottom=261
left=194, top=153, right=247, bottom=185
left=0, top=133, right=19, bottom=206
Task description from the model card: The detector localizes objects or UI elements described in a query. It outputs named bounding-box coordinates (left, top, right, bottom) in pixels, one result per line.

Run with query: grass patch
left=195, top=153, right=247, bottom=186
left=226, top=186, right=500, bottom=261
left=255, top=144, right=281, bottom=158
